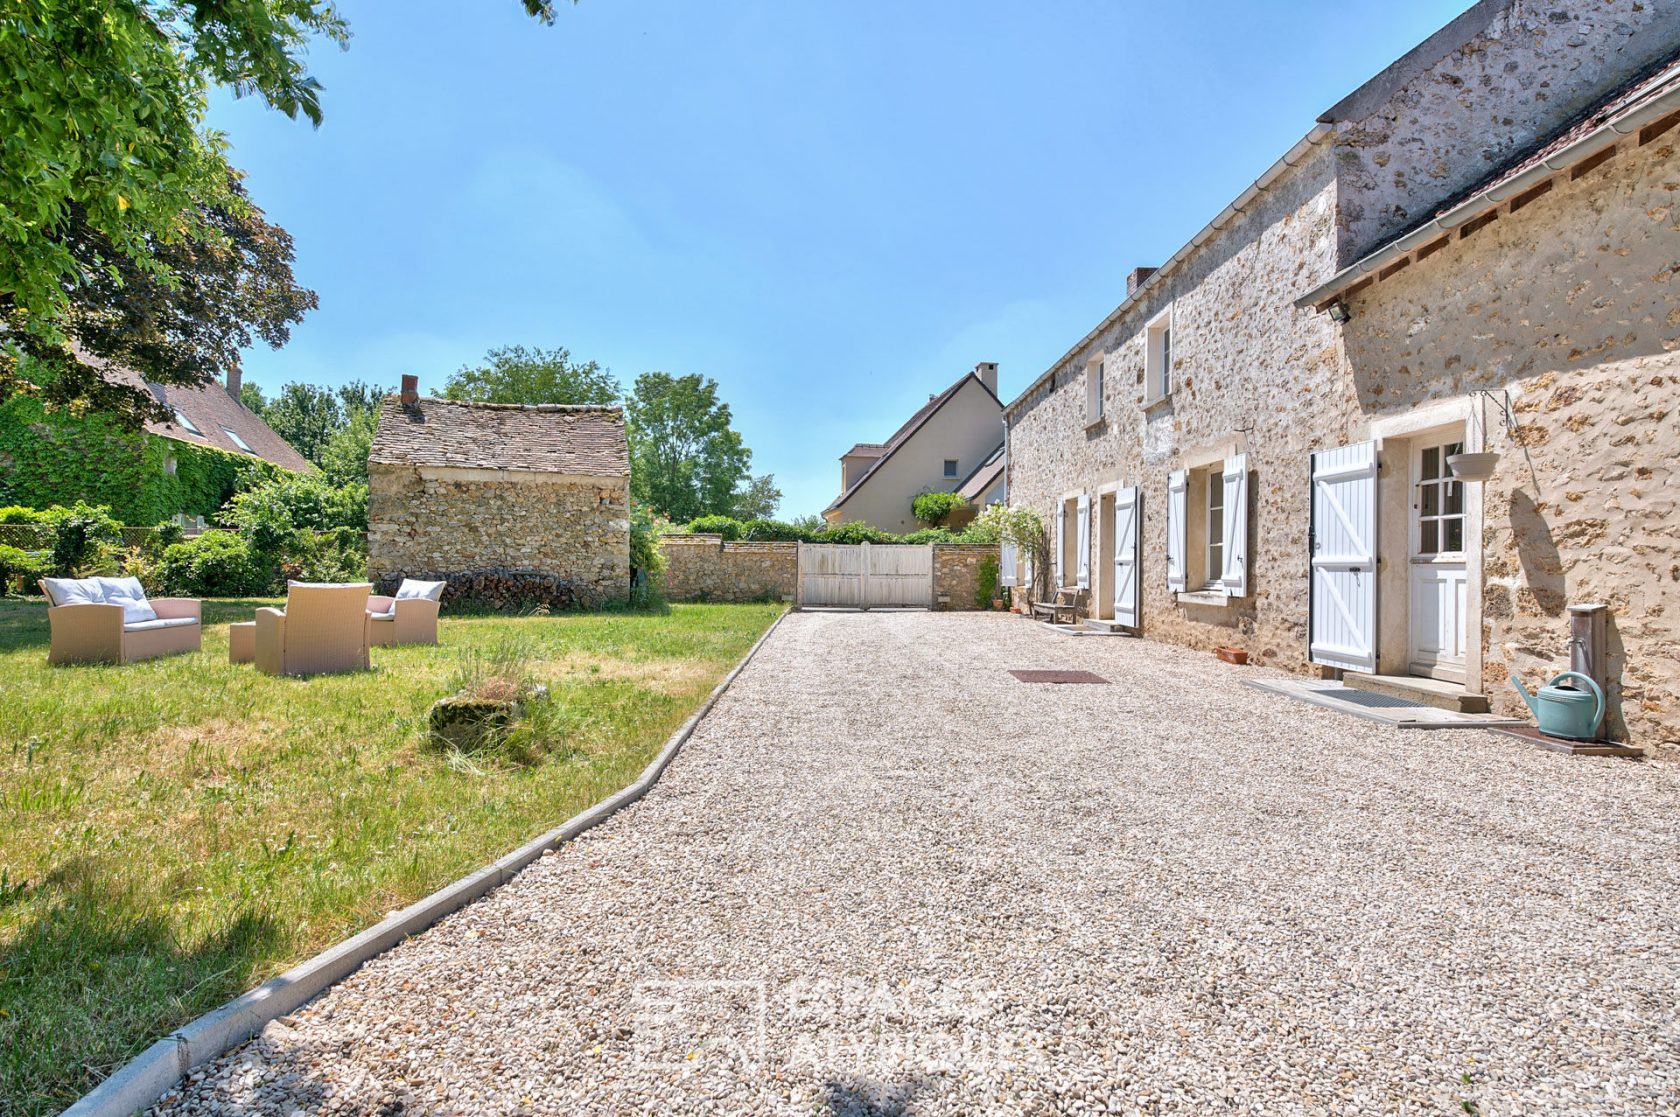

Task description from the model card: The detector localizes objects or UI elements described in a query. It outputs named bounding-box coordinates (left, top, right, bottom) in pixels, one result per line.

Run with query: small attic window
left=221, top=425, right=253, bottom=453
left=173, top=409, right=201, bottom=435
left=943, top=459, right=959, bottom=479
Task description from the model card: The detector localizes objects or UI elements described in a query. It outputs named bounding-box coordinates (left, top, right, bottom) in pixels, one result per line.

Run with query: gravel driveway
left=154, top=612, right=1680, bottom=1116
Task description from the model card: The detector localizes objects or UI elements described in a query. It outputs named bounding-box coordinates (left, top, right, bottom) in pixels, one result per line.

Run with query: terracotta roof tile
left=369, top=397, right=629, bottom=477
left=94, top=359, right=313, bottom=472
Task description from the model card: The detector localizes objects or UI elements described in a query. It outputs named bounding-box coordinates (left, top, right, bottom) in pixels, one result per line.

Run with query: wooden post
left=1568, top=603, right=1607, bottom=692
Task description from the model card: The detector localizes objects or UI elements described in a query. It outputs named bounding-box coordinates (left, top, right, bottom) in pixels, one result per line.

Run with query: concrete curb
left=61, top=608, right=789, bottom=1117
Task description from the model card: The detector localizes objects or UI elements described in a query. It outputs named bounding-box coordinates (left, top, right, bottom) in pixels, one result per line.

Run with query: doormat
left=1488, top=724, right=1644, bottom=758
left=1009, top=670, right=1109, bottom=684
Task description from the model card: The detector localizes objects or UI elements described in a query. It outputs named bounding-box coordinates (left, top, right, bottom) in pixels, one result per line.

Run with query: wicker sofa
left=39, top=576, right=202, bottom=665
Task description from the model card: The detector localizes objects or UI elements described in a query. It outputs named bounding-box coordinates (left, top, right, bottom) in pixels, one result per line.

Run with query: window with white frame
left=1084, top=353, right=1104, bottom=425
left=1203, top=471, right=1224, bottom=590
left=1144, top=307, right=1173, bottom=405
left=173, top=409, right=201, bottom=435
left=221, top=425, right=254, bottom=453
left=943, top=459, right=958, bottom=479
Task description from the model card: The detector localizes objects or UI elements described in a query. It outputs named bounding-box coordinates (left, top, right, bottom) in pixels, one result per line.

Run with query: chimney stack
left=1126, top=267, right=1157, bottom=297
left=226, top=364, right=242, bottom=402
left=400, top=374, right=419, bottom=405
left=973, top=361, right=999, bottom=395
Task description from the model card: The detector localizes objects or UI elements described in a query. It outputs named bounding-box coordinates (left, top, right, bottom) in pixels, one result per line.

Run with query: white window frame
left=173, top=409, right=201, bottom=435
left=221, top=425, right=254, bottom=453
left=1084, top=352, right=1104, bottom=426
left=1203, top=470, right=1224, bottom=592
left=1144, top=306, right=1173, bottom=406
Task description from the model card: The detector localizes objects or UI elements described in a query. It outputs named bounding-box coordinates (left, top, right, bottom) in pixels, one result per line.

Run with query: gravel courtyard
left=154, top=611, right=1680, bottom=1116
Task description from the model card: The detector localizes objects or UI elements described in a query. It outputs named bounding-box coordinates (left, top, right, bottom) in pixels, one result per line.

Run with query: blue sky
left=209, top=0, right=1473, bottom=519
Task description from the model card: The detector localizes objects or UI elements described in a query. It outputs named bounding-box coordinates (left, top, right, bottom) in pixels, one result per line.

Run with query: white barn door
left=1113, top=485, right=1140, bottom=629
left=1310, top=442, right=1378, bottom=672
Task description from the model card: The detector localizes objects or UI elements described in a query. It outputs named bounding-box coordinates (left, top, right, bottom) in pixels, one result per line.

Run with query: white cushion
left=41, top=577, right=102, bottom=607
left=396, top=579, right=446, bottom=602
left=369, top=609, right=397, bottom=621
left=123, top=617, right=197, bottom=633
left=96, top=576, right=158, bottom=624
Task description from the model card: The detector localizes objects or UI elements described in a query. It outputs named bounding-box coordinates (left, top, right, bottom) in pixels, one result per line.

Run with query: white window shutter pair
left=1166, top=470, right=1187, bottom=591
left=1075, top=494, right=1091, bottom=589
left=1221, top=454, right=1250, bottom=597
left=999, top=542, right=1019, bottom=587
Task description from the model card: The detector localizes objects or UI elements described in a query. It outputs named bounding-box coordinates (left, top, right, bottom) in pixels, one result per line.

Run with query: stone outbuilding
left=368, top=376, right=631, bottom=608
left=1002, top=1, right=1680, bottom=747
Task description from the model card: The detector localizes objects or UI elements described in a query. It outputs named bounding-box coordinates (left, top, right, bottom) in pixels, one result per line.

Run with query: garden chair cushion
left=41, top=576, right=158, bottom=623
left=123, top=617, right=198, bottom=633
left=396, top=579, right=446, bottom=602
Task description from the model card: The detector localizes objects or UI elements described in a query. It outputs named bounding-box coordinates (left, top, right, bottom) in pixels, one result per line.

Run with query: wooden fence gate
left=797, top=542, right=933, bottom=609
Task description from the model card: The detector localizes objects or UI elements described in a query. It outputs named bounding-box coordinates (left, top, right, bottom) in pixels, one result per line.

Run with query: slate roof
left=97, top=359, right=313, bottom=472
left=369, top=397, right=629, bottom=477
left=826, top=371, right=1002, bottom=513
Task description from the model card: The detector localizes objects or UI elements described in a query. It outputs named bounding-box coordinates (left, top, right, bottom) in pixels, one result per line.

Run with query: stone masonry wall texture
left=1005, top=4, right=1679, bottom=746
left=660, top=537, right=798, bottom=603
left=933, top=543, right=1004, bottom=611
left=368, top=465, right=630, bottom=607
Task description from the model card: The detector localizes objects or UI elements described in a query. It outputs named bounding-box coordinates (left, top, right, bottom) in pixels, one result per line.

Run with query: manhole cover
left=1009, top=670, right=1109, bottom=684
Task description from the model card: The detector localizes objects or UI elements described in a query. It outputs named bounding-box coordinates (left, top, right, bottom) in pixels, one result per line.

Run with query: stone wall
left=368, top=465, right=630, bottom=607
left=659, top=536, right=798, bottom=603
left=932, top=543, right=1003, bottom=611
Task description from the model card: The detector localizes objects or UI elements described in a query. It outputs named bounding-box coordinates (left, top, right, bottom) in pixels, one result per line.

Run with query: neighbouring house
left=824, top=362, right=1006, bottom=532
left=0, top=357, right=309, bottom=524
left=1002, top=0, right=1680, bottom=747
left=367, top=375, right=631, bottom=608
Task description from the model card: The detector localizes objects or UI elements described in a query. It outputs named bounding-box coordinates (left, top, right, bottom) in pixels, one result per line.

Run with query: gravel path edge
left=59, top=607, right=792, bottom=1117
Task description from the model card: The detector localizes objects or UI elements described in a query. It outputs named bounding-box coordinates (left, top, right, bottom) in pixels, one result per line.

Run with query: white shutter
left=1075, top=493, right=1091, bottom=589
left=1166, top=470, right=1187, bottom=592
left=999, top=542, right=1019, bottom=587
left=1053, top=505, right=1064, bottom=588
left=1310, top=441, right=1378, bottom=672
left=1220, top=454, right=1250, bottom=598
left=1114, top=484, right=1140, bottom=628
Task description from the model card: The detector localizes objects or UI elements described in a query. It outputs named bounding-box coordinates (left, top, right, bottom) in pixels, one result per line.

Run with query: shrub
left=739, top=518, right=810, bottom=542
left=0, top=506, right=50, bottom=525
left=630, top=503, right=666, bottom=578
left=45, top=502, right=124, bottom=576
left=0, top=545, right=47, bottom=594
left=686, top=514, right=743, bottom=540
left=279, top=528, right=368, bottom=584
left=158, top=531, right=269, bottom=597
left=975, top=554, right=1000, bottom=609
left=221, top=475, right=368, bottom=552
left=815, top=521, right=891, bottom=545
left=911, top=491, right=967, bottom=528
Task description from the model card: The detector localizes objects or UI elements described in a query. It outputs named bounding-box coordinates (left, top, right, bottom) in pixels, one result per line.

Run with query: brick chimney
left=1126, top=266, right=1157, bottom=296
left=972, top=361, right=999, bottom=395
left=226, top=364, right=242, bottom=401
left=400, top=374, right=419, bottom=405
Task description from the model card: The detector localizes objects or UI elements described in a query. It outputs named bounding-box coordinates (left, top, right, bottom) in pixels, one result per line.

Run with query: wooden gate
left=797, top=542, right=933, bottom=608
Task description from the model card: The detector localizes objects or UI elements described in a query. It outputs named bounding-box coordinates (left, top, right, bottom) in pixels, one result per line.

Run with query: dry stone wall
left=932, top=543, right=1003, bottom=611
left=368, top=465, right=630, bottom=608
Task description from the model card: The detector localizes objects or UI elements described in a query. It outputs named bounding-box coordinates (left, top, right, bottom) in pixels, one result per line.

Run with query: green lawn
left=0, top=598, right=781, bottom=1116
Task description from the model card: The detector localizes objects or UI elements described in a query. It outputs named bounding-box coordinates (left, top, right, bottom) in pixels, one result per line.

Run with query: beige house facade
left=368, top=377, right=631, bottom=608
left=1004, top=1, right=1680, bottom=747
left=825, top=363, right=1005, bottom=533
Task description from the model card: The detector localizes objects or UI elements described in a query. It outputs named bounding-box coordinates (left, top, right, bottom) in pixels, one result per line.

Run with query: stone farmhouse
left=825, top=362, right=1006, bottom=532
left=368, top=375, right=631, bottom=607
left=1003, top=0, right=1680, bottom=746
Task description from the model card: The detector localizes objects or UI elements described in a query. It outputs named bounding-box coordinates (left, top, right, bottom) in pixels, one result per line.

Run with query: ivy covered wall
left=0, top=397, right=290, bottom=524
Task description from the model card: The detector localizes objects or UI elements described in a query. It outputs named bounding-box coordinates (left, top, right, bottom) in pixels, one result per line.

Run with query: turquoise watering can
left=1509, top=670, right=1605, bottom=742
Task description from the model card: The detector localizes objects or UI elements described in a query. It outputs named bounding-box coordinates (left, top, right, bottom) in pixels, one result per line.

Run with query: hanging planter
left=1446, top=450, right=1501, bottom=483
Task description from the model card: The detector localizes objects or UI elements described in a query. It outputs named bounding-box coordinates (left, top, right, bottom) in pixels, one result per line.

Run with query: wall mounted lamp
left=1326, top=299, right=1352, bottom=324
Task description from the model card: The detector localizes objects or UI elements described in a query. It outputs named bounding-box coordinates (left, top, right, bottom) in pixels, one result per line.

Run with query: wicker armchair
left=254, top=583, right=372, bottom=676
left=367, top=579, right=445, bottom=647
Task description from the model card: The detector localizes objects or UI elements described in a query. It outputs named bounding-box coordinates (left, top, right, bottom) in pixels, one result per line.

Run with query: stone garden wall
left=368, top=465, right=630, bottom=608
left=932, top=544, right=1002, bottom=611
left=659, top=536, right=798, bottom=603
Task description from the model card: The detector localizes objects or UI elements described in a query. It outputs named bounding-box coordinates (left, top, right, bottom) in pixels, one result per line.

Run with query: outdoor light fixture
left=1326, top=299, right=1352, bottom=324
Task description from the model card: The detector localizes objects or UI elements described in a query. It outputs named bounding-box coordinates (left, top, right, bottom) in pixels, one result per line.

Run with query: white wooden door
left=798, top=543, right=932, bottom=608
left=1408, top=439, right=1468, bottom=681
left=1113, top=484, right=1140, bottom=629
left=1310, top=442, right=1378, bottom=673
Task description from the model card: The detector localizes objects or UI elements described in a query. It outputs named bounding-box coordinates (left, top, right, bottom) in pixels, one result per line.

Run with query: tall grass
left=0, top=599, right=780, bottom=1116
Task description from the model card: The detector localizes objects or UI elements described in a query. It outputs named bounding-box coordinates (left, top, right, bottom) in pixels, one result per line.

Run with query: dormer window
left=173, top=409, right=202, bottom=435
left=221, top=425, right=253, bottom=453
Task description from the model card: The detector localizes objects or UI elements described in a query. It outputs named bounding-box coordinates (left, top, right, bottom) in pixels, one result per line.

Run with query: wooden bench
left=1031, top=586, right=1082, bottom=625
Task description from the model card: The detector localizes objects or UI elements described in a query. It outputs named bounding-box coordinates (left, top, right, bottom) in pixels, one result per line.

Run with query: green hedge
left=0, top=396, right=289, bottom=524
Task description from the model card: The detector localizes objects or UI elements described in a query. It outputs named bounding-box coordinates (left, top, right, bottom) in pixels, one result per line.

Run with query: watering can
left=1509, top=670, right=1605, bottom=742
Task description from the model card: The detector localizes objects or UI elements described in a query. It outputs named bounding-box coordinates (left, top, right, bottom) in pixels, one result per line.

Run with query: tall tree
left=263, top=383, right=342, bottom=464
left=315, top=379, right=390, bottom=485
left=443, top=345, right=619, bottom=406
left=625, top=372, right=753, bottom=523
left=733, top=474, right=783, bottom=520
left=240, top=380, right=270, bottom=415
left=1, top=1, right=558, bottom=424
